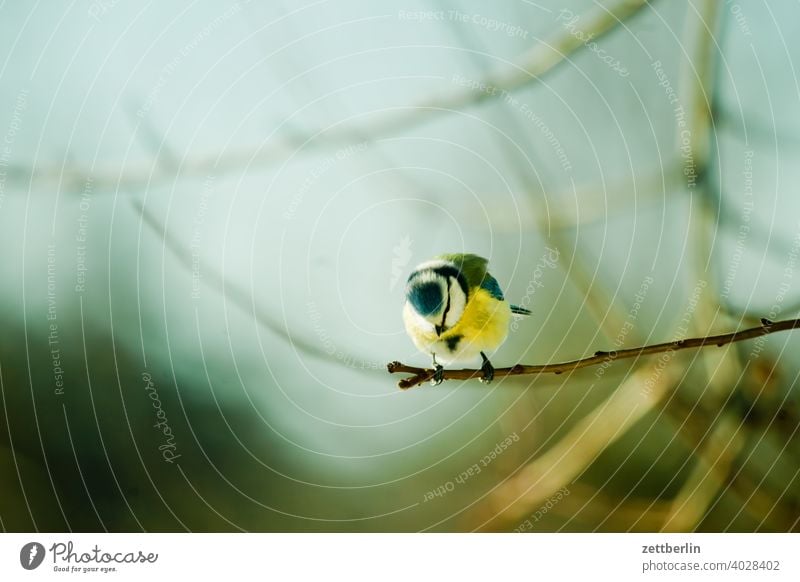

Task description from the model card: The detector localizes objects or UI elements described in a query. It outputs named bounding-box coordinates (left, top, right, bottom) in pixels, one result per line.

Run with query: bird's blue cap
left=408, top=281, right=443, bottom=316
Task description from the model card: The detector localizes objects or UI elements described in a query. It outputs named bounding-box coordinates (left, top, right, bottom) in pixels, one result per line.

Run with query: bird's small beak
left=434, top=325, right=443, bottom=336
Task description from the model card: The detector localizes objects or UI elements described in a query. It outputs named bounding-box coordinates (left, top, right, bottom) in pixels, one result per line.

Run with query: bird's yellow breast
left=403, top=286, right=511, bottom=364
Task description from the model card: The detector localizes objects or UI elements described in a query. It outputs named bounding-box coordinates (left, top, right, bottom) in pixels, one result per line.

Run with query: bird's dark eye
left=408, top=282, right=443, bottom=316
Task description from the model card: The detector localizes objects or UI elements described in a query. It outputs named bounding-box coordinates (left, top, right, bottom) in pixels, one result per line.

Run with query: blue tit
left=402, top=253, right=531, bottom=384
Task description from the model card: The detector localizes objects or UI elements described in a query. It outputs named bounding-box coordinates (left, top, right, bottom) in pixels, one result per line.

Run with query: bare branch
left=387, top=317, right=800, bottom=389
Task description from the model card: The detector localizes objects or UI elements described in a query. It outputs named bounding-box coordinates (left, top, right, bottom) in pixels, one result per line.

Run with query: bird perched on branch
left=402, top=253, right=530, bottom=384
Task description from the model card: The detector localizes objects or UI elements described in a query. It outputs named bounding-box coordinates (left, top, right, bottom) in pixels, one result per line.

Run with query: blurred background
left=0, top=0, right=799, bottom=532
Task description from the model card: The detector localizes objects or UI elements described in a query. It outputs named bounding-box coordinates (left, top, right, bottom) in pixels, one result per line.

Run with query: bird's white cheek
left=444, top=285, right=467, bottom=329
left=403, top=302, right=436, bottom=336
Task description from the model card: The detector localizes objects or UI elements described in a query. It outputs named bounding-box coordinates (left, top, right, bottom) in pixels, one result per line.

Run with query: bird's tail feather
left=510, top=304, right=531, bottom=316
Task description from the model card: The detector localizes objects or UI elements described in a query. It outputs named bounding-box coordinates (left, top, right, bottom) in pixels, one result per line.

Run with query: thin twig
left=387, top=317, right=800, bottom=389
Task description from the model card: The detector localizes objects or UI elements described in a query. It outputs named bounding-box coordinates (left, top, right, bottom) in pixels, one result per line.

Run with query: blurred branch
left=549, top=229, right=635, bottom=341
left=387, top=317, right=800, bottom=389
left=470, top=362, right=676, bottom=531
left=682, top=0, right=720, bottom=180
left=434, top=0, right=649, bottom=369
left=435, top=0, right=649, bottom=347
left=551, top=483, right=674, bottom=531
left=679, top=0, right=744, bottom=423
left=7, top=0, right=650, bottom=191
left=281, top=0, right=651, bottom=149
left=133, top=199, right=378, bottom=371
left=717, top=105, right=800, bottom=149
left=660, top=413, right=744, bottom=531
left=663, top=394, right=798, bottom=530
